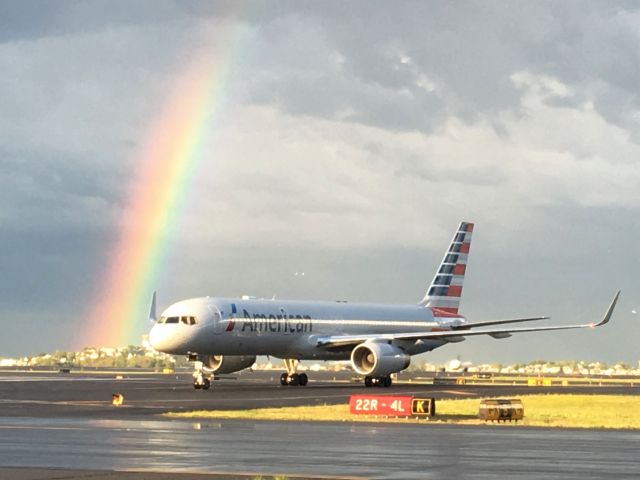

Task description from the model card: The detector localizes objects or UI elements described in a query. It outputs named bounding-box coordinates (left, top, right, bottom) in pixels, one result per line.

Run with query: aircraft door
left=209, top=303, right=225, bottom=334
left=280, top=307, right=290, bottom=335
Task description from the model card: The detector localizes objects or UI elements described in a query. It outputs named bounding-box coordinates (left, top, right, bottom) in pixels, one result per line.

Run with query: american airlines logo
left=237, top=309, right=314, bottom=333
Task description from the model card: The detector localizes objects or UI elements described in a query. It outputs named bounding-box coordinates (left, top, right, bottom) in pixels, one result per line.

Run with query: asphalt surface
left=1, top=370, right=639, bottom=479
left=0, top=469, right=337, bottom=480
left=1, top=370, right=638, bottom=418
left=1, top=417, right=639, bottom=479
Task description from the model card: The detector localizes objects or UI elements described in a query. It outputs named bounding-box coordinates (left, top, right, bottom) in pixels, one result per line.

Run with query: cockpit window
left=157, top=316, right=196, bottom=325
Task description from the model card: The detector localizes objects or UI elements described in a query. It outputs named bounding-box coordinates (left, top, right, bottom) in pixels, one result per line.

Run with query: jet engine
left=200, top=355, right=256, bottom=374
left=350, top=342, right=410, bottom=377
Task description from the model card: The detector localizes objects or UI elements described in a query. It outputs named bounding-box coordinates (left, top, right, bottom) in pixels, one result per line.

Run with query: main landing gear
left=364, top=375, right=392, bottom=388
left=192, top=361, right=211, bottom=390
left=279, top=358, right=308, bottom=386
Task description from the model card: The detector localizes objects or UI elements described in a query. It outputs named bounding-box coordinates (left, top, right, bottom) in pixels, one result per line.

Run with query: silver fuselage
left=149, top=297, right=466, bottom=360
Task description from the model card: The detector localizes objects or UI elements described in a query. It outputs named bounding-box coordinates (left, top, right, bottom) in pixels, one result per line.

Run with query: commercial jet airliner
left=148, top=222, right=620, bottom=389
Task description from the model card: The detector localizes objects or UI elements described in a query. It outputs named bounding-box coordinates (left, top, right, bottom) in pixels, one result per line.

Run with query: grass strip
left=164, top=394, right=640, bottom=429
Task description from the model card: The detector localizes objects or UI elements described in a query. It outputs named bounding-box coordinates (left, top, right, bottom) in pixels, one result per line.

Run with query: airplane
left=148, top=222, right=620, bottom=390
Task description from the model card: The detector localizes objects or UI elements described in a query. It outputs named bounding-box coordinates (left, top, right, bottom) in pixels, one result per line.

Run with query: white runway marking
left=437, top=389, right=479, bottom=396
left=0, top=424, right=93, bottom=431
left=0, top=376, right=159, bottom=382
left=0, top=399, right=109, bottom=407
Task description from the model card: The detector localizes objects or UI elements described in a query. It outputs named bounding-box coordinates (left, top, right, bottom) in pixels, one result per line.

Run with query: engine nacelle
left=350, top=342, right=410, bottom=377
left=200, top=355, right=256, bottom=374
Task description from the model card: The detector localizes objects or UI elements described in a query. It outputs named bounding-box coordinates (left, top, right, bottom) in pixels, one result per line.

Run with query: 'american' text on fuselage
left=241, top=309, right=313, bottom=333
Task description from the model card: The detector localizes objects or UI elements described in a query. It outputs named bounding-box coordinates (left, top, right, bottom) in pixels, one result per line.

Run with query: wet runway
left=1, top=371, right=639, bottom=478
left=1, top=416, right=639, bottom=479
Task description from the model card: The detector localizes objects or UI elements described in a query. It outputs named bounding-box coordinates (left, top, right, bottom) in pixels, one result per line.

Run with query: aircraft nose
left=148, top=322, right=194, bottom=354
left=148, top=325, right=162, bottom=350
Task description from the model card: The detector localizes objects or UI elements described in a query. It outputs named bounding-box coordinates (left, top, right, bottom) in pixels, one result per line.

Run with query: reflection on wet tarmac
left=1, top=417, right=639, bottom=479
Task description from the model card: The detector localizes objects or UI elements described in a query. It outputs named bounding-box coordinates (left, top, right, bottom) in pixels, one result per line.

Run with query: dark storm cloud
left=0, top=148, right=119, bottom=318
left=0, top=0, right=258, bottom=44
left=4, top=1, right=637, bottom=138
left=0, top=0, right=182, bottom=42
left=0, top=1, right=65, bottom=42
left=232, top=1, right=640, bottom=137
left=0, top=149, right=122, bottom=232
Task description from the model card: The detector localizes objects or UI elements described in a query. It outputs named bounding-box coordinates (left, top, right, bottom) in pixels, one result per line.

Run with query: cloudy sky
left=1, top=1, right=639, bottom=364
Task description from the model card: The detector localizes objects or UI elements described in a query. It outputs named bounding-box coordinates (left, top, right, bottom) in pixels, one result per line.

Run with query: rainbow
left=81, top=34, right=237, bottom=348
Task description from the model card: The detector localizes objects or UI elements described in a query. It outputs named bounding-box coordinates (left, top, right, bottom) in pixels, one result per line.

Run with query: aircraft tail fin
left=148, top=291, right=157, bottom=323
left=419, top=222, right=474, bottom=314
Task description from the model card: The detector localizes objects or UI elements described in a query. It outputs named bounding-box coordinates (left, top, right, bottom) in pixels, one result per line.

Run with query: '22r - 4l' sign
left=349, top=395, right=413, bottom=416
left=349, top=395, right=435, bottom=417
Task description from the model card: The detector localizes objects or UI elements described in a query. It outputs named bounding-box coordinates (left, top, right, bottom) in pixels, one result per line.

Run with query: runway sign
left=349, top=395, right=413, bottom=416
left=411, top=397, right=436, bottom=416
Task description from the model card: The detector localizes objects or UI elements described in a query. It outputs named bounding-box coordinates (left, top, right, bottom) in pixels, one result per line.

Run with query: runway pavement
left=0, top=469, right=340, bottom=480
left=1, top=370, right=639, bottom=479
left=0, top=369, right=638, bottom=418
left=0, top=416, right=639, bottom=479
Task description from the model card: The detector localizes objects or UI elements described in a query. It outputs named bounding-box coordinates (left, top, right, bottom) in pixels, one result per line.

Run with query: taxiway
left=0, top=370, right=637, bottom=418
left=1, top=370, right=639, bottom=479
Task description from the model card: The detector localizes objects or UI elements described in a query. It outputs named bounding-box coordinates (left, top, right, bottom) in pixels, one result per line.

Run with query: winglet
left=592, top=290, right=620, bottom=327
left=148, top=291, right=157, bottom=323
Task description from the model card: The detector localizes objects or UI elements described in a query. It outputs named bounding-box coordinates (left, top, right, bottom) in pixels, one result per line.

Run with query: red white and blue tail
left=419, top=222, right=474, bottom=314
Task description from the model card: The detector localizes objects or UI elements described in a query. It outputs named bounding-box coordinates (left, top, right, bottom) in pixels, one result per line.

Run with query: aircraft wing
left=315, top=291, right=620, bottom=349
left=451, top=316, right=549, bottom=329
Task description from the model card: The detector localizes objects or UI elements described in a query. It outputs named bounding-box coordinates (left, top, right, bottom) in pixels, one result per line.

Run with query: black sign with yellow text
left=411, top=397, right=435, bottom=416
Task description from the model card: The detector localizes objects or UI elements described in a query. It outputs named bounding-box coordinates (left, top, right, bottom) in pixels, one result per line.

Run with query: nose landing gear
left=280, top=359, right=308, bottom=386
left=193, top=373, right=211, bottom=390
left=192, top=361, right=211, bottom=390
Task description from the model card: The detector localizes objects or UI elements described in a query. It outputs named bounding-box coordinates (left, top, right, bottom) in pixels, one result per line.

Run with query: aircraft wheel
left=202, top=378, right=211, bottom=390
left=288, top=373, right=300, bottom=386
left=382, top=376, right=392, bottom=388
left=280, top=373, right=288, bottom=386
left=193, top=382, right=202, bottom=390
left=364, top=376, right=373, bottom=387
left=298, top=373, right=308, bottom=386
